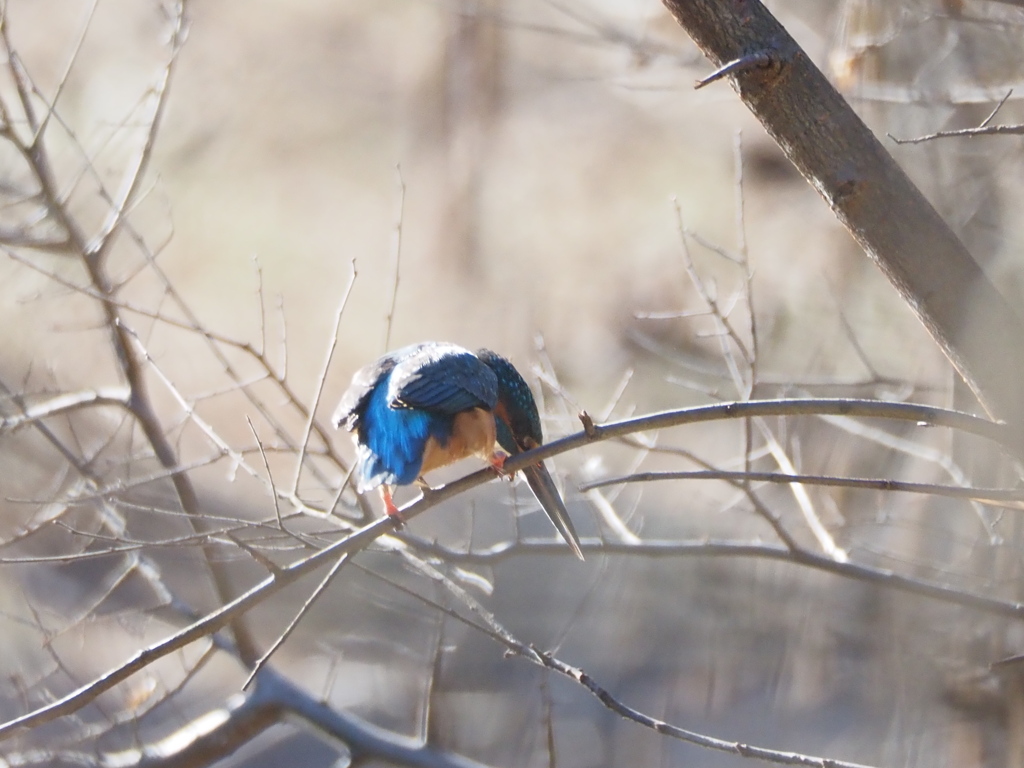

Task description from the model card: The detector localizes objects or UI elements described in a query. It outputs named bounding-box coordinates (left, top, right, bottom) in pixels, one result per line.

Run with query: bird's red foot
left=489, top=451, right=512, bottom=479
left=381, top=487, right=406, bottom=529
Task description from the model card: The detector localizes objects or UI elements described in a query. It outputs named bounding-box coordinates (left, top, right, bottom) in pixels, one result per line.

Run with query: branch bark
left=662, top=0, right=1024, bottom=450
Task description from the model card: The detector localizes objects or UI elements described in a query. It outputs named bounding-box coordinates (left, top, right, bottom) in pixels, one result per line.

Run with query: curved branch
left=581, top=470, right=1024, bottom=508
left=532, top=647, right=875, bottom=768
left=0, top=387, right=130, bottom=432
left=100, top=666, right=492, bottom=768
left=405, top=537, right=1024, bottom=620
left=0, top=395, right=1009, bottom=739
left=527, top=398, right=1008, bottom=465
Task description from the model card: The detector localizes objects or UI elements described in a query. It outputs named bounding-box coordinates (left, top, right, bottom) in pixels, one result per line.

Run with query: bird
left=333, top=342, right=584, bottom=560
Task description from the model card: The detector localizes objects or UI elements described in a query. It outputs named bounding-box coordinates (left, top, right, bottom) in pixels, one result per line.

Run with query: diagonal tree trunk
left=662, top=0, right=1024, bottom=451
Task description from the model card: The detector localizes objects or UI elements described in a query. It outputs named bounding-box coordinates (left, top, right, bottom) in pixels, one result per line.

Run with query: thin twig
left=581, top=469, right=1024, bottom=507
left=87, top=0, right=187, bottom=268
left=293, top=260, right=357, bottom=497
left=0, top=387, right=130, bottom=432
left=889, top=89, right=1019, bottom=144
left=531, top=647, right=875, bottom=768
left=383, top=165, right=405, bottom=352
left=247, top=416, right=284, bottom=531
left=242, top=553, right=351, bottom=690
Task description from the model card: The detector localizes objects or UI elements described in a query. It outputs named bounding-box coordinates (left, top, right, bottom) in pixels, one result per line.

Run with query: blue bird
left=333, top=342, right=584, bottom=560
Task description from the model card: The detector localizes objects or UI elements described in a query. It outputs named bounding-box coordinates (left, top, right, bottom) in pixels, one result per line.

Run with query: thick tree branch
left=662, top=0, right=1024, bottom=448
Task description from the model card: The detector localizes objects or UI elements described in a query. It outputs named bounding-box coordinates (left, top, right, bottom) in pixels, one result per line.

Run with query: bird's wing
left=332, top=345, right=412, bottom=431
left=388, top=344, right=498, bottom=415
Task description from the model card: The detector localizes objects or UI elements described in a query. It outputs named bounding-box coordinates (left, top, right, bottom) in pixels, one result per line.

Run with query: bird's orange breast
left=419, top=407, right=497, bottom=475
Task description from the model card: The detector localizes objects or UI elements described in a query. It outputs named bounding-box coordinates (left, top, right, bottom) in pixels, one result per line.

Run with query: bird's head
left=477, top=348, right=584, bottom=560
left=475, top=349, right=543, bottom=455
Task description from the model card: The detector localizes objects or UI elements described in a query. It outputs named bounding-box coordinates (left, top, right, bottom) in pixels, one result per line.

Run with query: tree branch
left=661, top=0, right=1024, bottom=448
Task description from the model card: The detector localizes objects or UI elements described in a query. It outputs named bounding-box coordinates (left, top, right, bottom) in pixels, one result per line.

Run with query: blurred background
left=2, top=0, right=1024, bottom=766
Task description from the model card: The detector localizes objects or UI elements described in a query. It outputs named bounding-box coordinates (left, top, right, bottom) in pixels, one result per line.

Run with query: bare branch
left=404, top=535, right=1024, bottom=621
left=0, top=387, right=130, bottom=432
left=87, top=0, right=187, bottom=268
left=241, top=552, right=351, bottom=690
left=292, top=259, right=357, bottom=497
left=889, top=90, right=1022, bottom=143
left=581, top=469, right=1024, bottom=508
left=662, top=0, right=1024, bottom=442
left=367, top=540, right=880, bottom=768
left=0, top=393, right=1009, bottom=738
left=257, top=667, right=491, bottom=768
left=529, top=647, right=876, bottom=768
left=383, top=165, right=405, bottom=352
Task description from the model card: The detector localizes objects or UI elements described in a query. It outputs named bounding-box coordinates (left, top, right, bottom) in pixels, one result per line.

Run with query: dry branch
left=0, top=395, right=1009, bottom=741
left=662, top=0, right=1024, bottom=446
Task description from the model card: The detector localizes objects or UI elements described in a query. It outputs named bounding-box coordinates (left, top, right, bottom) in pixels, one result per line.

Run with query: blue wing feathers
left=389, top=349, right=497, bottom=413
left=332, top=350, right=401, bottom=431
left=343, top=342, right=498, bottom=490
left=355, top=378, right=451, bottom=489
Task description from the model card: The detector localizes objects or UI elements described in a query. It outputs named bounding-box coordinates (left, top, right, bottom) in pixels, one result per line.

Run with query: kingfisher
left=333, top=342, right=584, bottom=560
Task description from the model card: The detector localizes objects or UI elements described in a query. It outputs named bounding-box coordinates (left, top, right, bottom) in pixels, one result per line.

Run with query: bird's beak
left=523, top=461, right=585, bottom=561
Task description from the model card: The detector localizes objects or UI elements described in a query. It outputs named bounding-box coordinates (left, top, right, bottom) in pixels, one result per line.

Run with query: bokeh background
left=3, top=0, right=1024, bottom=766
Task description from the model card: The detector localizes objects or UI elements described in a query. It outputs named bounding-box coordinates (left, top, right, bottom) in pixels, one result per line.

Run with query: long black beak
left=523, top=461, right=585, bottom=560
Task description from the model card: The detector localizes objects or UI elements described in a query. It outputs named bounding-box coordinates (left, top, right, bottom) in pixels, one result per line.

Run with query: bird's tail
left=523, top=462, right=585, bottom=561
